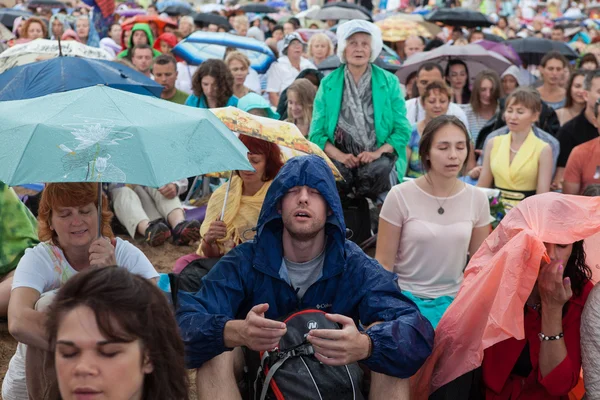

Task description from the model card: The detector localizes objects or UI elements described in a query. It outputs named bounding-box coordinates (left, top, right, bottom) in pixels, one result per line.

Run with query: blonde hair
left=234, top=15, right=249, bottom=30
left=307, top=33, right=334, bottom=59
left=225, top=50, right=250, bottom=70
left=286, top=78, right=317, bottom=126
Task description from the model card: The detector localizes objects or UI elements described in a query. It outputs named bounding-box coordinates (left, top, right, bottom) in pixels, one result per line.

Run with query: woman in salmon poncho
left=412, top=192, right=600, bottom=400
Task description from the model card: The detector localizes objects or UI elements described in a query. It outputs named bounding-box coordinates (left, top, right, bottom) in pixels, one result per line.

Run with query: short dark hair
left=288, top=17, right=300, bottom=29
left=540, top=51, right=569, bottom=68
left=584, top=69, right=600, bottom=90
left=153, top=53, right=177, bottom=68
left=579, top=53, right=599, bottom=69
left=130, top=44, right=153, bottom=59
left=552, top=25, right=565, bottom=32
left=272, top=24, right=283, bottom=33
left=418, top=115, right=471, bottom=174
left=418, top=62, right=444, bottom=77
left=46, top=267, right=189, bottom=400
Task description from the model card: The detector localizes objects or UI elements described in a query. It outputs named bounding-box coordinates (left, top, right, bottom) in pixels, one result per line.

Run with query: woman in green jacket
left=309, top=20, right=412, bottom=200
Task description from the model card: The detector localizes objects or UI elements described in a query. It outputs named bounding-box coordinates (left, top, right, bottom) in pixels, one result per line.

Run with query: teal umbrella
left=0, top=85, right=253, bottom=235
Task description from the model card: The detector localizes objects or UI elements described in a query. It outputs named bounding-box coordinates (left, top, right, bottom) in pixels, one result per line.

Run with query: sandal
left=144, top=219, right=171, bottom=247
left=172, top=220, right=201, bottom=246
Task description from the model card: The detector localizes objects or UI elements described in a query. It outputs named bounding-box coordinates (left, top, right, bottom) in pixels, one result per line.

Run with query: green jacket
left=309, top=64, right=412, bottom=178
left=0, top=183, right=38, bottom=275
left=117, top=23, right=162, bottom=59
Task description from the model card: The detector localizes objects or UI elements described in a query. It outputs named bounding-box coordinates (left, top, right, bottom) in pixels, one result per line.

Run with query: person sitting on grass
left=2, top=183, right=159, bottom=400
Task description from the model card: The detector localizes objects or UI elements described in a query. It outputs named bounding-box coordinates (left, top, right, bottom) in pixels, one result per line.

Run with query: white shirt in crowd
left=2, top=238, right=158, bottom=400
left=266, top=56, right=316, bottom=95
left=379, top=180, right=489, bottom=299
left=404, top=97, right=471, bottom=132
left=176, top=62, right=262, bottom=95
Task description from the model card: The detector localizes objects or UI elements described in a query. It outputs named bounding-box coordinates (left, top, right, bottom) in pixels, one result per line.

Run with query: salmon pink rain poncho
left=411, top=192, right=600, bottom=398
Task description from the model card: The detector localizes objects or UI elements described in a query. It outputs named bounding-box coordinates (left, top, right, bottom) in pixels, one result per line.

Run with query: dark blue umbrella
left=0, top=56, right=163, bottom=101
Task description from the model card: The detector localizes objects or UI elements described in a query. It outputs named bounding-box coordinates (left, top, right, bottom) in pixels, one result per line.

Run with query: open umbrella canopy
left=0, top=22, right=15, bottom=42
left=121, top=15, right=177, bottom=33
left=193, top=13, right=232, bottom=30
left=295, top=28, right=337, bottom=45
left=426, top=7, right=492, bottom=28
left=374, top=11, right=425, bottom=22
left=476, top=39, right=521, bottom=65
left=396, top=43, right=511, bottom=84
left=0, top=85, right=253, bottom=187
left=26, top=0, right=66, bottom=9
left=507, top=37, right=579, bottom=66
left=156, top=0, right=193, bottom=15
left=210, top=107, right=342, bottom=180
left=307, top=2, right=372, bottom=21
left=173, top=31, right=276, bottom=73
left=0, top=8, right=31, bottom=30
left=238, top=3, right=279, bottom=13
left=0, top=39, right=112, bottom=74
left=0, top=57, right=163, bottom=101
left=376, top=17, right=440, bottom=41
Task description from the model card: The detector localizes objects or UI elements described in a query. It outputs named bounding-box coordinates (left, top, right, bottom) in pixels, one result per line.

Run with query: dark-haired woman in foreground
left=47, top=267, right=188, bottom=400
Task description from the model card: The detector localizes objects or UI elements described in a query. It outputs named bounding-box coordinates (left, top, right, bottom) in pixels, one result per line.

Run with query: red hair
left=239, top=135, right=283, bottom=181
left=38, top=183, right=114, bottom=243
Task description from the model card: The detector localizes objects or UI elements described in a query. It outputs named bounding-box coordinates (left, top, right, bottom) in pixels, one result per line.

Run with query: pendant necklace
left=429, top=177, right=459, bottom=215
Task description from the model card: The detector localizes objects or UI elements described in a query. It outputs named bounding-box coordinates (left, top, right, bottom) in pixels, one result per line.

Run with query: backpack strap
left=259, top=344, right=316, bottom=400
left=259, top=353, right=290, bottom=400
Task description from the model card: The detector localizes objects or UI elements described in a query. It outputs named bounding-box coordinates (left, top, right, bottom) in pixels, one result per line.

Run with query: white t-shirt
left=405, top=98, right=471, bottom=133
left=12, top=237, right=158, bottom=294
left=4, top=238, right=157, bottom=400
left=379, top=180, right=490, bottom=299
left=266, top=56, right=316, bottom=95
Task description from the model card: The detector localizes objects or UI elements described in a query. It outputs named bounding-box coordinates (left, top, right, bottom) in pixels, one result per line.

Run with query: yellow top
left=490, top=131, right=547, bottom=192
left=197, top=176, right=271, bottom=256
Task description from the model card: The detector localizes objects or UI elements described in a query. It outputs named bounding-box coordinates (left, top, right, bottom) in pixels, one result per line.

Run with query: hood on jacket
left=256, top=155, right=345, bottom=245
left=128, top=23, right=155, bottom=49
left=153, top=32, right=177, bottom=52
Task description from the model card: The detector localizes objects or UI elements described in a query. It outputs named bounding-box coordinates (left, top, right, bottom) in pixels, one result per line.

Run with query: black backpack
left=248, top=309, right=365, bottom=400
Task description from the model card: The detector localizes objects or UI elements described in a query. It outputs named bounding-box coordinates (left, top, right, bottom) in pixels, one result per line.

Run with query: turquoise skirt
left=403, top=292, right=454, bottom=329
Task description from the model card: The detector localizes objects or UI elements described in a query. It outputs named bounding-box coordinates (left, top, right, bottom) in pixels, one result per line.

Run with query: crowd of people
left=3, top=0, right=600, bottom=398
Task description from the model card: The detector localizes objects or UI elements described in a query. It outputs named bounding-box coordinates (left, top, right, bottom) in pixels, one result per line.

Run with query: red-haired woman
left=2, top=183, right=158, bottom=400
left=173, top=135, right=284, bottom=273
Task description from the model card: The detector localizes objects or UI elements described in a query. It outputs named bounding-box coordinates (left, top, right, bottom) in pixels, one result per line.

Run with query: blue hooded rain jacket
left=176, top=155, right=435, bottom=378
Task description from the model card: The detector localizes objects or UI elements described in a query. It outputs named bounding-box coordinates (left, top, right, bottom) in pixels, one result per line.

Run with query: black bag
left=342, top=197, right=372, bottom=246
left=249, top=310, right=364, bottom=400
left=168, top=257, right=221, bottom=307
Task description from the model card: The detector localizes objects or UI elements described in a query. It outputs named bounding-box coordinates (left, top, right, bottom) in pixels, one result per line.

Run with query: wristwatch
left=538, top=332, right=564, bottom=341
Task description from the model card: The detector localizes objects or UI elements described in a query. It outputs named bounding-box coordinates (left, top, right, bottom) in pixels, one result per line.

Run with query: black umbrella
left=239, top=3, right=278, bottom=13
left=483, top=33, right=503, bottom=43
left=163, top=4, right=193, bottom=16
left=310, top=2, right=372, bottom=21
left=27, top=0, right=66, bottom=9
left=0, top=8, right=32, bottom=30
left=193, top=13, right=231, bottom=30
left=426, top=7, right=492, bottom=28
left=507, top=37, right=579, bottom=66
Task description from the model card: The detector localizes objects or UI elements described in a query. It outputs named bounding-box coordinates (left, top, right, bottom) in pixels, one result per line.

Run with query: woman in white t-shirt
left=2, top=183, right=158, bottom=400
left=376, top=115, right=490, bottom=328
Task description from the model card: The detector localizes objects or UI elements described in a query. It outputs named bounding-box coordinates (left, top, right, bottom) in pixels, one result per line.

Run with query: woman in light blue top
left=185, top=59, right=239, bottom=109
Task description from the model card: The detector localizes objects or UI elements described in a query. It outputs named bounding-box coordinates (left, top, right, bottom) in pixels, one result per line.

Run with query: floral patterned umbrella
left=376, top=17, right=440, bottom=42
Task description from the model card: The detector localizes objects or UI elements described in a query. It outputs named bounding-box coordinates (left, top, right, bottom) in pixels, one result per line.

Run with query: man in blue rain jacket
left=176, top=155, right=434, bottom=398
